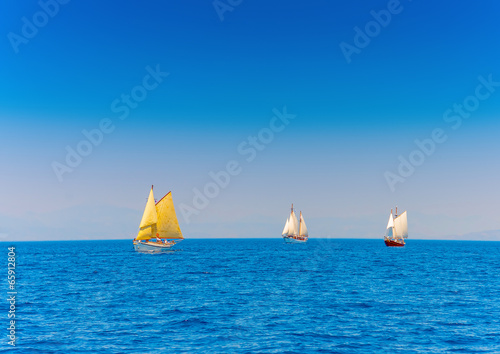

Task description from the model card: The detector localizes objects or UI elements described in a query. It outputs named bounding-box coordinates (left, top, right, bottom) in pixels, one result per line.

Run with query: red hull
left=384, top=239, right=405, bottom=247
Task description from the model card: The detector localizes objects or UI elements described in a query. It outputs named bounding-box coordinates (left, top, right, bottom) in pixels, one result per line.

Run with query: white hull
left=133, top=241, right=177, bottom=253
left=283, top=235, right=308, bottom=243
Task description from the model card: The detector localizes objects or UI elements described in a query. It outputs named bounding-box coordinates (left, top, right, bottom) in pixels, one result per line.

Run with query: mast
left=391, top=208, right=394, bottom=239
left=393, top=207, right=397, bottom=239
left=288, top=204, right=299, bottom=236
left=299, top=212, right=308, bottom=237
left=299, top=211, right=302, bottom=236
left=393, top=207, right=398, bottom=239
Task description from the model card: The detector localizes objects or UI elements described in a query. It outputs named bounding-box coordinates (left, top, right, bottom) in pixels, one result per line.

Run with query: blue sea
left=4, top=239, right=500, bottom=353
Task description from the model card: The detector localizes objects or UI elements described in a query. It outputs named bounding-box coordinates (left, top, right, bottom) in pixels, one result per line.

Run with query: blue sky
left=1, top=0, right=499, bottom=240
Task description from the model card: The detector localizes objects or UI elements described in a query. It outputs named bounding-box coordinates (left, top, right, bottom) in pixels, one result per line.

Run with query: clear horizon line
left=2, top=237, right=500, bottom=242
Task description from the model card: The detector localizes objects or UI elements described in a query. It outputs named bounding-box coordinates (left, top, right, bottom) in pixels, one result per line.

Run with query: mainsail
left=299, top=212, right=308, bottom=237
left=136, top=187, right=184, bottom=240
left=394, top=211, right=408, bottom=239
left=155, top=192, right=184, bottom=239
left=288, top=210, right=299, bottom=236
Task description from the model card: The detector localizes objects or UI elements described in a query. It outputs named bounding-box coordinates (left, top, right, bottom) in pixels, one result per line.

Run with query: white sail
left=394, top=211, right=408, bottom=239
left=386, top=213, right=394, bottom=237
left=288, top=210, right=299, bottom=236
left=282, top=219, right=289, bottom=236
left=299, top=213, right=308, bottom=237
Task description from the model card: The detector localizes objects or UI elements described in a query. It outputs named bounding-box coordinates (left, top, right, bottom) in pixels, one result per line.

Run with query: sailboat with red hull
left=384, top=207, right=408, bottom=247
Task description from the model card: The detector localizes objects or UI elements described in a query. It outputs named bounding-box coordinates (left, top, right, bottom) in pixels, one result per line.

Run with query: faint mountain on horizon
left=2, top=204, right=500, bottom=242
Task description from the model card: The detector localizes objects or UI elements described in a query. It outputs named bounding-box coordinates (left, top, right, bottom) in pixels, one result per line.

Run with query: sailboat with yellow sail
left=133, top=186, right=184, bottom=252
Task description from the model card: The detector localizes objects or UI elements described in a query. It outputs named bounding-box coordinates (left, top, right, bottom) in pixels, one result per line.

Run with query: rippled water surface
left=5, top=239, right=500, bottom=353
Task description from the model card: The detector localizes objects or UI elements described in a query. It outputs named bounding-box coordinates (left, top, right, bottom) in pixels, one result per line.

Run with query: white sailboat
left=133, top=186, right=184, bottom=252
left=282, top=204, right=308, bottom=243
left=384, top=207, right=408, bottom=247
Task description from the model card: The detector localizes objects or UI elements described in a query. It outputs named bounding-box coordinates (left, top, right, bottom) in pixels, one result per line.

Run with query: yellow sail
left=136, top=225, right=153, bottom=240
left=155, top=192, right=184, bottom=239
left=136, top=187, right=158, bottom=240
left=139, top=187, right=158, bottom=228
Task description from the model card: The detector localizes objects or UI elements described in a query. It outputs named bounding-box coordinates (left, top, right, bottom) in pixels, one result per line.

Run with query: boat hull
left=384, top=238, right=405, bottom=247
left=283, top=235, right=308, bottom=243
left=133, top=241, right=177, bottom=253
